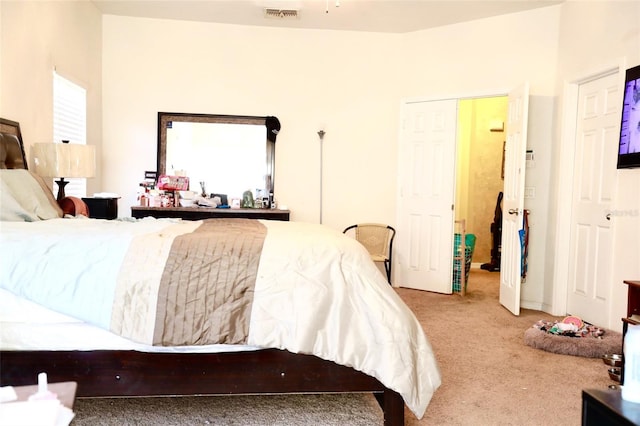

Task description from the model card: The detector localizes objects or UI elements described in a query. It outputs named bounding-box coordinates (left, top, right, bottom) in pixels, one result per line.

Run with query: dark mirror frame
left=157, top=112, right=279, bottom=196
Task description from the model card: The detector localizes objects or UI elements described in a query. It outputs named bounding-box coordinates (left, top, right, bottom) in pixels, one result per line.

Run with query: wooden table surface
left=11, top=381, right=77, bottom=409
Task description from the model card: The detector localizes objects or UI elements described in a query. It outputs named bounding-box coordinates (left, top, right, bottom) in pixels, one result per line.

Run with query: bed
left=0, top=117, right=441, bottom=425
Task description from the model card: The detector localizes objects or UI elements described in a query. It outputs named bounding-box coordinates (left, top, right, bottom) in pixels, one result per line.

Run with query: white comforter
left=0, top=217, right=441, bottom=418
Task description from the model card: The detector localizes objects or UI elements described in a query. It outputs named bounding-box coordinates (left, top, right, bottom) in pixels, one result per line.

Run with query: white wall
left=0, top=0, right=102, bottom=195
left=102, top=16, right=401, bottom=227
left=549, top=0, right=640, bottom=331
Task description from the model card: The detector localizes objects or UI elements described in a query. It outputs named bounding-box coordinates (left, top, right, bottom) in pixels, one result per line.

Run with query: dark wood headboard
left=0, top=118, right=27, bottom=170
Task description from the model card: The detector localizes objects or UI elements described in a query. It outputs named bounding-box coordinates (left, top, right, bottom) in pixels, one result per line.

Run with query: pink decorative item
left=157, top=175, right=189, bottom=191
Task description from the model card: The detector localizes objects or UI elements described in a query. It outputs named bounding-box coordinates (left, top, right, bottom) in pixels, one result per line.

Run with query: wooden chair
left=343, top=223, right=396, bottom=285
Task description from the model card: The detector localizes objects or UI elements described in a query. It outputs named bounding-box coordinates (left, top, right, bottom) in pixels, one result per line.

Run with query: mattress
left=0, top=288, right=259, bottom=354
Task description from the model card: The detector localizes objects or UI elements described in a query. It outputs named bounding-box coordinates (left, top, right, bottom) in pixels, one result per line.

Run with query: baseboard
left=521, top=300, right=544, bottom=311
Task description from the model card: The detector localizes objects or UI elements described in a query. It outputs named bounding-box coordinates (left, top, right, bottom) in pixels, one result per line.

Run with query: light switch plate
left=524, top=187, right=535, bottom=198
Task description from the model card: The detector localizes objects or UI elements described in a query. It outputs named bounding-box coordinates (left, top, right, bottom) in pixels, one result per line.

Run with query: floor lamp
left=317, top=129, right=325, bottom=224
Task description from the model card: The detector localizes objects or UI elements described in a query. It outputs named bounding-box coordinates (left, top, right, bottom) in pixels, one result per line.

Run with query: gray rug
left=524, top=327, right=622, bottom=358
left=72, top=393, right=384, bottom=425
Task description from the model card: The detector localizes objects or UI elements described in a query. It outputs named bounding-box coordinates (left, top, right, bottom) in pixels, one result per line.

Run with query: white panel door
left=396, top=99, right=458, bottom=293
left=499, top=83, right=529, bottom=315
left=566, top=72, right=619, bottom=326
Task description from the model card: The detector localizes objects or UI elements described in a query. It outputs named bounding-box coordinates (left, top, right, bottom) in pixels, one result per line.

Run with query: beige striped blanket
left=111, top=218, right=266, bottom=346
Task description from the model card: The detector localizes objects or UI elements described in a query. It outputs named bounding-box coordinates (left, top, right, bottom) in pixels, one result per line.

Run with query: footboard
left=0, top=348, right=404, bottom=425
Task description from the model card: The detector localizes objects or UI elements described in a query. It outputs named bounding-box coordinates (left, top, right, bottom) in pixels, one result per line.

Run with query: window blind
left=53, top=71, right=88, bottom=197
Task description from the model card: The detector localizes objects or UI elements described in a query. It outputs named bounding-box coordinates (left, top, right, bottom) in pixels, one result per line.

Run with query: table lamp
left=32, top=140, right=96, bottom=201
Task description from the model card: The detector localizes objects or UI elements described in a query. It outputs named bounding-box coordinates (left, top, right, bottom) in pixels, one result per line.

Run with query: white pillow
left=0, top=169, right=63, bottom=221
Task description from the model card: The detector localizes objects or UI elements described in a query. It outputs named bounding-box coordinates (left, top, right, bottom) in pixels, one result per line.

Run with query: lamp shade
left=32, top=143, right=96, bottom=178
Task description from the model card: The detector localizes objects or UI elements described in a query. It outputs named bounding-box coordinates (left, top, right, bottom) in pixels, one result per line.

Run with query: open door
left=499, top=83, right=530, bottom=315
left=396, top=99, right=458, bottom=292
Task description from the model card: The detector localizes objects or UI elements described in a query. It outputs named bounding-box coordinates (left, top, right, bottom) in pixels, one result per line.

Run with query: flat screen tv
left=618, top=64, right=640, bottom=169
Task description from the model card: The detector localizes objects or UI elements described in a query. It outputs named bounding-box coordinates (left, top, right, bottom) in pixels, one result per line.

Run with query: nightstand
left=582, top=388, right=640, bottom=425
left=82, top=197, right=119, bottom=220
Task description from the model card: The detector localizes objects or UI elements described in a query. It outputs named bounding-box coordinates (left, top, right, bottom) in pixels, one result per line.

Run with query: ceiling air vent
left=264, top=8, right=299, bottom=19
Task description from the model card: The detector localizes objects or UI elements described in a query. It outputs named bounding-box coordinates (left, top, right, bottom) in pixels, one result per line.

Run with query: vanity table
left=131, top=206, right=290, bottom=221
left=136, top=112, right=287, bottom=222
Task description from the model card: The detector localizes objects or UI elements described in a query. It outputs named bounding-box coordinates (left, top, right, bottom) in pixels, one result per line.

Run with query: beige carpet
left=72, top=270, right=616, bottom=425
left=403, top=269, right=615, bottom=426
left=73, top=393, right=382, bottom=425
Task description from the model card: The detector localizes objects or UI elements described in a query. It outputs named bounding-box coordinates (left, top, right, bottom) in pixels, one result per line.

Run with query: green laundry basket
left=453, top=233, right=476, bottom=293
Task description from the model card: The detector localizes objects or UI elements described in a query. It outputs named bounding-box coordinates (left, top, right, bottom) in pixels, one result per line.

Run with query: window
left=53, top=71, right=88, bottom=197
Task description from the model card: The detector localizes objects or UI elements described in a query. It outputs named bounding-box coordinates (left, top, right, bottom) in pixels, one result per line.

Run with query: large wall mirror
left=157, top=112, right=280, bottom=199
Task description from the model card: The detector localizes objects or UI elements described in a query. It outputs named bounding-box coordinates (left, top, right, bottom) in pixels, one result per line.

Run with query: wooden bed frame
left=0, top=349, right=404, bottom=424
left=0, top=117, right=405, bottom=425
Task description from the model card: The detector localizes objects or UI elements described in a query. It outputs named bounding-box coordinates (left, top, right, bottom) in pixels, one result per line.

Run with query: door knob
left=508, top=209, right=519, bottom=215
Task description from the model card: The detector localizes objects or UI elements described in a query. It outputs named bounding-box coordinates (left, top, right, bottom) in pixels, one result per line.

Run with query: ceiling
left=91, top=0, right=563, bottom=34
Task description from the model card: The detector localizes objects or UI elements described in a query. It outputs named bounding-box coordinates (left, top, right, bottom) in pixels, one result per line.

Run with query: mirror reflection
left=157, top=113, right=277, bottom=200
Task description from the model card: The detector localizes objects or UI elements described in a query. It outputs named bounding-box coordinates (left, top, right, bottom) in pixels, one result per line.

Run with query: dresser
left=131, top=206, right=290, bottom=221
